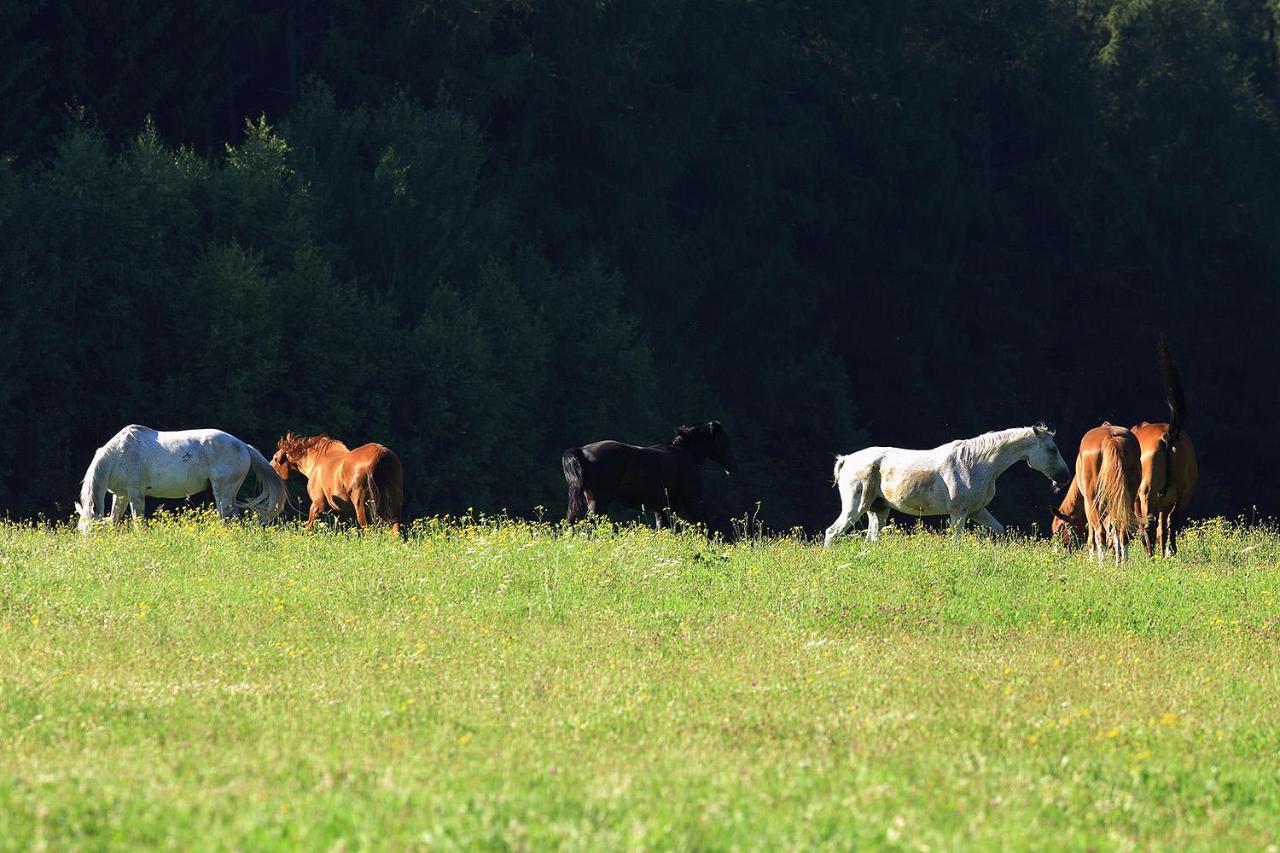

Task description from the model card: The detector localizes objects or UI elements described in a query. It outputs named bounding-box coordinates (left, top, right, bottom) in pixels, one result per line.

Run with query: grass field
left=1, top=515, right=1278, bottom=850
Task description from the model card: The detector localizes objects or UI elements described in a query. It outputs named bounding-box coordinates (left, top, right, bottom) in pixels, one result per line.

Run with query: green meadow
left=1, top=516, right=1278, bottom=850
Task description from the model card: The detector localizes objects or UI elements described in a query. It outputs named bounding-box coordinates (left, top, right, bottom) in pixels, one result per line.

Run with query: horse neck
left=960, top=428, right=1037, bottom=477
left=669, top=439, right=707, bottom=463
left=80, top=448, right=114, bottom=518
left=296, top=440, right=348, bottom=478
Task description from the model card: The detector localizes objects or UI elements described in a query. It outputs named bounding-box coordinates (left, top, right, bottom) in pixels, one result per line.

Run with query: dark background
left=1, top=0, right=1277, bottom=532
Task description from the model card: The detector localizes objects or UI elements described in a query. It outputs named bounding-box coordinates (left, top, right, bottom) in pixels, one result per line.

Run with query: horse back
left=580, top=440, right=702, bottom=510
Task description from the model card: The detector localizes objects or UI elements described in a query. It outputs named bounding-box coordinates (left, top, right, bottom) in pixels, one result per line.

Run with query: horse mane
left=955, top=426, right=1038, bottom=463
left=670, top=422, right=715, bottom=451
left=79, top=446, right=112, bottom=512
left=279, top=433, right=345, bottom=460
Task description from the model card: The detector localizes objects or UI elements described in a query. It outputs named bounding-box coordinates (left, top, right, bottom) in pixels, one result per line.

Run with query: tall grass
left=1, top=515, right=1277, bottom=849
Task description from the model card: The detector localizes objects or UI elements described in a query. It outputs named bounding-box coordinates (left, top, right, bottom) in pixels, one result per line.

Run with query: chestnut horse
left=562, top=421, right=735, bottom=530
left=1051, top=423, right=1141, bottom=562
left=271, top=433, right=404, bottom=536
left=1130, top=424, right=1196, bottom=556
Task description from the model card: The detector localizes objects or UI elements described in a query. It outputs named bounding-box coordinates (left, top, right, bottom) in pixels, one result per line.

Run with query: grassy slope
left=0, top=517, right=1278, bottom=849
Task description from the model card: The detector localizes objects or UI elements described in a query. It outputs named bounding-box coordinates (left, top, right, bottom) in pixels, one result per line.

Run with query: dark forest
left=2, top=0, right=1278, bottom=532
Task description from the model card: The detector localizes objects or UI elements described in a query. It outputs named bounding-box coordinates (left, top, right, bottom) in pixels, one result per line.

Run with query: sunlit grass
left=1, top=514, right=1278, bottom=849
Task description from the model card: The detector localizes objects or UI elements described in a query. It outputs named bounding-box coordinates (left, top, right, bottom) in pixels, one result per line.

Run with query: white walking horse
left=76, top=425, right=287, bottom=532
left=823, top=424, right=1070, bottom=546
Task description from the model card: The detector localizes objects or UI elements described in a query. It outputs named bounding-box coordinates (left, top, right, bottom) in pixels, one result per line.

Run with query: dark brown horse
left=271, top=433, right=405, bottom=536
left=562, top=421, right=735, bottom=530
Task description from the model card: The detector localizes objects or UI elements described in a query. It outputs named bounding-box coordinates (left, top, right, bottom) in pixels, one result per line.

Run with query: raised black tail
left=1156, top=336, right=1186, bottom=499
left=562, top=447, right=589, bottom=522
left=1157, top=336, right=1185, bottom=445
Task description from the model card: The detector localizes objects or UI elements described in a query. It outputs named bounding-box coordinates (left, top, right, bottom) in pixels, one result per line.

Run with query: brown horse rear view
left=271, top=433, right=405, bottom=536
left=1056, top=423, right=1141, bottom=562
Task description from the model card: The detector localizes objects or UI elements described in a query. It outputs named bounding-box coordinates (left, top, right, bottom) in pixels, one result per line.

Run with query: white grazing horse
left=76, top=425, right=287, bottom=532
left=823, top=424, right=1070, bottom=546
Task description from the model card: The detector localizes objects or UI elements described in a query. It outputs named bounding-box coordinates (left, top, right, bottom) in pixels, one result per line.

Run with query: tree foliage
left=2, top=0, right=1278, bottom=528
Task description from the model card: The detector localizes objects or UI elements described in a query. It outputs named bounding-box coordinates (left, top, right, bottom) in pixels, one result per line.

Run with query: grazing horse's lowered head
left=672, top=421, right=736, bottom=475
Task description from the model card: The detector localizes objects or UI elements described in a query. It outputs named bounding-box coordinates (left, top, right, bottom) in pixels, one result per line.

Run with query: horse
left=1051, top=423, right=1141, bottom=562
left=562, top=421, right=735, bottom=531
left=270, top=433, right=405, bottom=536
left=1050, top=339, right=1197, bottom=557
left=1132, top=338, right=1197, bottom=556
left=1132, top=423, right=1196, bottom=557
left=75, top=425, right=286, bottom=532
left=822, top=424, right=1070, bottom=546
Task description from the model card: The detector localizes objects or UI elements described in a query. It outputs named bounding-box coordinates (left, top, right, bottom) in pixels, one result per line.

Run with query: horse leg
left=1080, top=486, right=1105, bottom=563
left=127, top=488, right=146, bottom=526
left=949, top=511, right=969, bottom=536
left=210, top=478, right=240, bottom=521
left=865, top=505, right=890, bottom=540
left=1109, top=519, right=1125, bottom=564
left=110, top=494, right=128, bottom=526
left=653, top=509, right=669, bottom=530
left=305, top=499, right=325, bottom=530
left=824, top=477, right=868, bottom=546
left=1161, top=509, right=1175, bottom=557
left=1136, top=486, right=1155, bottom=557
left=350, top=483, right=371, bottom=530
left=971, top=508, right=1005, bottom=537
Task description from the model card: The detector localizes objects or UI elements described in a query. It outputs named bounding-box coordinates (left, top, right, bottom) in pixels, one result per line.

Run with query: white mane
left=954, top=426, right=1037, bottom=465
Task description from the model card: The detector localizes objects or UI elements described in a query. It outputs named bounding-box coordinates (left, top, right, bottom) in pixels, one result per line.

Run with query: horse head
left=74, top=500, right=104, bottom=534
left=1029, top=423, right=1071, bottom=493
left=1049, top=506, right=1084, bottom=550
left=272, top=432, right=304, bottom=479
left=674, top=421, right=736, bottom=475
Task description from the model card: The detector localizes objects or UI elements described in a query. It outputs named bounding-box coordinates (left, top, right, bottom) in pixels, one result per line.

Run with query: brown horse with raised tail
left=1131, top=338, right=1197, bottom=556
left=271, top=433, right=405, bottom=536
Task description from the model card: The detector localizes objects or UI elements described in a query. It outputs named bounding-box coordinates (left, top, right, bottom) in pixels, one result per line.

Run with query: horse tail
left=1096, top=434, right=1138, bottom=539
left=562, top=447, right=588, bottom=522
left=1156, top=337, right=1185, bottom=499
left=367, top=449, right=405, bottom=529
left=1157, top=336, right=1185, bottom=444
left=832, top=455, right=847, bottom=486
left=239, top=443, right=287, bottom=521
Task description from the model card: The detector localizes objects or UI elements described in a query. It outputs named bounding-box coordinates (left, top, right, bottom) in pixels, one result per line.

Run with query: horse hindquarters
left=562, top=448, right=590, bottom=523
left=368, top=451, right=405, bottom=536
left=1094, top=434, right=1140, bottom=562
left=824, top=458, right=877, bottom=546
